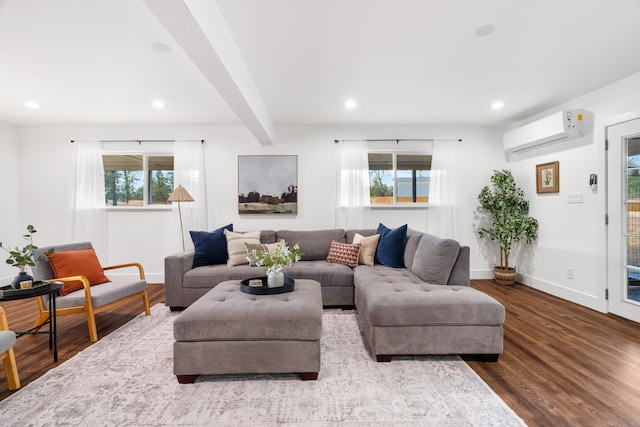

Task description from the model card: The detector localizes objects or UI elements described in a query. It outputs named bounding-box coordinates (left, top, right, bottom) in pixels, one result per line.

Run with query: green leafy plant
left=0, top=225, right=53, bottom=272
left=247, top=239, right=303, bottom=274
left=477, top=169, right=539, bottom=271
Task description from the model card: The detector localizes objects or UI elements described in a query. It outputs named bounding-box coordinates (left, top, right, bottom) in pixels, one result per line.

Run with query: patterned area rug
left=0, top=305, right=526, bottom=426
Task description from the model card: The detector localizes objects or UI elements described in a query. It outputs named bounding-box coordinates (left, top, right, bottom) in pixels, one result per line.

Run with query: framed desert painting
left=238, top=155, right=298, bottom=214
left=536, top=161, right=559, bottom=193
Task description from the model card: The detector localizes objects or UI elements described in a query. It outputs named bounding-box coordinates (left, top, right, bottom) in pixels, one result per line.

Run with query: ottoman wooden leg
left=299, top=372, right=318, bottom=381
left=177, top=374, right=199, bottom=384
left=376, top=354, right=392, bottom=362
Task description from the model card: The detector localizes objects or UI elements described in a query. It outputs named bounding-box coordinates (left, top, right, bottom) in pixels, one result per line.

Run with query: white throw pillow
left=224, top=230, right=261, bottom=266
left=353, top=233, right=380, bottom=266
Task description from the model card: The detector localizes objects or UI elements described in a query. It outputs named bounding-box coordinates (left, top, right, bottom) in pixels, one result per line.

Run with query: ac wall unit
left=503, top=109, right=585, bottom=153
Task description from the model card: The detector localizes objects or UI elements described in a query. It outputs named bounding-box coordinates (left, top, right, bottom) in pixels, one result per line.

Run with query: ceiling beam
left=143, top=0, right=274, bottom=145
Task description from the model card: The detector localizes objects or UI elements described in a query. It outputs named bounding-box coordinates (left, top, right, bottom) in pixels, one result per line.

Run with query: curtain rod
left=70, top=139, right=205, bottom=143
left=334, top=138, right=462, bottom=143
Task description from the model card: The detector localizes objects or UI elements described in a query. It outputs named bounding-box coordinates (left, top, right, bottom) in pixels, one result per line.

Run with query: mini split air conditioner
left=503, top=109, right=586, bottom=153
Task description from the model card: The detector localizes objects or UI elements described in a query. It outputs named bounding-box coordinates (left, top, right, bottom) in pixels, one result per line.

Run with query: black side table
left=0, top=281, right=63, bottom=362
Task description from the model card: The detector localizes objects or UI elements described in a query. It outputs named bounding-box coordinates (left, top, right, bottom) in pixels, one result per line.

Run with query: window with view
left=368, top=153, right=431, bottom=205
left=103, top=154, right=174, bottom=206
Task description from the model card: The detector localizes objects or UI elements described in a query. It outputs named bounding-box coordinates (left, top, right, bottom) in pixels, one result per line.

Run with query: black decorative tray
left=0, top=281, right=52, bottom=298
left=240, top=277, right=295, bottom=295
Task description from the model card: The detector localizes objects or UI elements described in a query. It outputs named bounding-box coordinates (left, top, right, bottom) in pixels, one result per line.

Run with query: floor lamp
left=167, top=185, right=195, bottom=251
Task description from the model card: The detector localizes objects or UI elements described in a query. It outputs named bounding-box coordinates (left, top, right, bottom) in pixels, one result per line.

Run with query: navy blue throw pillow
left=375, top=223, right=407, bottom=268
left=190, top=224, right=233, bottom=268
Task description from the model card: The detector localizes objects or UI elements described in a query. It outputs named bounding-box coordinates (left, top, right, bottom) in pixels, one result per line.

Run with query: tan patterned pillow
left=224, top=230, right=261, bottom=266
left=326, top=241, right=361, bottom=268
left=353, top=233, right=380, bottom=266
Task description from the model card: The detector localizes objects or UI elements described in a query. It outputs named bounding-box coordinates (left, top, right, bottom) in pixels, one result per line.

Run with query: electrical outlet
left=567, top=267, right=574, bottom=280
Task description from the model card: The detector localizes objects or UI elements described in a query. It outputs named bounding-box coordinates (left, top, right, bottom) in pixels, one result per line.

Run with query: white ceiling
left=1, top=0, right=640, bottom=133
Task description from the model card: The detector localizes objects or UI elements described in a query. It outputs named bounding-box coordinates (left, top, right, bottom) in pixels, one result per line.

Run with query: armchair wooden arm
left=0, top=306, right=20, bottom=390
left=0, top=306, right=10, bottom=331
left=103, top=262, right=145, bottom=280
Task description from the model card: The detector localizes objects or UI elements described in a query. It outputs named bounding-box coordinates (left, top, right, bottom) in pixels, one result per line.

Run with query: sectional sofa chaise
left=164, top=225, right=505, bottom=361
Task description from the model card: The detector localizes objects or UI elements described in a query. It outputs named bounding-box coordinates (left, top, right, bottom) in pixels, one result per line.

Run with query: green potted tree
left=477, top=169, right=539, bottom=285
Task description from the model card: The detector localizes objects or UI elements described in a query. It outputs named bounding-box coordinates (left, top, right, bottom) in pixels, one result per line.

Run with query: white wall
left=503, top=71, right=640, bottom=313
left=9, top=71, right=640, bottom=313
left=0, top=123, right=20, bottom=284
left=14, top=124, right=504, bottom=284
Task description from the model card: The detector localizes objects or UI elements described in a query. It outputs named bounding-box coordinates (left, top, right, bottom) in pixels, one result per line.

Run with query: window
left=368, top=152, right=431, bottom=205
left=103, top=154, right=174, bottom=207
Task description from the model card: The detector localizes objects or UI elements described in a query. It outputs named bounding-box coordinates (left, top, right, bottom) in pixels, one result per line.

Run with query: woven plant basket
left=493, top=266, right=516, bottom=286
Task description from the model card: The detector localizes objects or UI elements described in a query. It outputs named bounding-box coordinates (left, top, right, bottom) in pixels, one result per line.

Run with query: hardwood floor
left=466, top=280, right=640, bottom=427
left=1, top=281, right=639, bottom=426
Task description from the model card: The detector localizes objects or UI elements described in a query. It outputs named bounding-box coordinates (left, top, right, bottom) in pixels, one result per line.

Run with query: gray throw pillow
left=412, top=233, right=460, bottom=285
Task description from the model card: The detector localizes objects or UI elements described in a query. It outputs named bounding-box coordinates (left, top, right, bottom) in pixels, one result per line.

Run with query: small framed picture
left=536, top=161, right=559, bottom=193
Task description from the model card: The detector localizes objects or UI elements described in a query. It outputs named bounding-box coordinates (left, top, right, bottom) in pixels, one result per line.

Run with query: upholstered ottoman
left=355, top=280, right=505, bottom=362
left=173, top=279, right=323, bottom=382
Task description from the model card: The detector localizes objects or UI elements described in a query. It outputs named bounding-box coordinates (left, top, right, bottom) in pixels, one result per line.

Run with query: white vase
left=267, top=271, right=285, bottom=288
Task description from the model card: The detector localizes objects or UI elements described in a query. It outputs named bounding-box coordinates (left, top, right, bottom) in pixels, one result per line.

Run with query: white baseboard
left=470, top=269, right=495, bottom=280
left=518, top=273, right=607, bottom=313
left=473, top=268, right=607, bottom=313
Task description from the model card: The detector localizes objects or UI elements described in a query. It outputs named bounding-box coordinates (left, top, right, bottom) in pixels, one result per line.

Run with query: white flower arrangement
left=247, top=239, right=303, bottom=274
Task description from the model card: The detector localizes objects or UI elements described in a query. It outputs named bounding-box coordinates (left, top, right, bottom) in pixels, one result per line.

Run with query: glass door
left=607, top=118, right=640, bottom=322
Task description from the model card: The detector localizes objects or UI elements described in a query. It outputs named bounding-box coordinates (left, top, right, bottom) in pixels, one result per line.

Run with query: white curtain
left=72, top=141, right=107, bottom=257
left=173, top=140, right=208, bottom=251
left=335, top=140, right=371, bottom=229
left=426, top=140, right=462, bottom=241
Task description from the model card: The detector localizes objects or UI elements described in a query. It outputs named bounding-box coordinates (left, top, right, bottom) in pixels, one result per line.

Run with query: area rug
left=0, top=305, right=526, bottom=426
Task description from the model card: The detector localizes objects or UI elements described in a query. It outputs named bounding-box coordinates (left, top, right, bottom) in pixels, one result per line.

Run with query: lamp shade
left=167, top=185, right=195, bottom=203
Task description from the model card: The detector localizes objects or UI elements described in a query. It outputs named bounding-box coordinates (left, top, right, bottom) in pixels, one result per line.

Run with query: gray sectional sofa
left=164, top=227, right=506, bottom=361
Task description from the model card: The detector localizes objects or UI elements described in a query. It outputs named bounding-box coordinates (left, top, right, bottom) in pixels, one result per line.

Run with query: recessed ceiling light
left=344, top=99, right=357, bottom=109
left=152, top=101, right=166, bottom=109
left=476, top=24, right=496, bottom=37
left=152, top=43, right=171, bottom=53
left=24, top=101, right=41, bottom=109
left=491, top=101, right=505, bottom=110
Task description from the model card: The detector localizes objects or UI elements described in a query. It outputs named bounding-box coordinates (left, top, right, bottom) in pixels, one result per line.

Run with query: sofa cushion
left=352, top=233, right=379, bottom=266
left=224, top=230, right=261, bottom=266
left=326, top=241, right=361, bottom=268
left=447, top=246, right=471, bottom=286
left=190, top=224, right=233, bottom=268
left=354, top=265, right=424, bottom=288
left=375, top=223, right=407, bottom=268
left=411, top=233, right=460, bottom=285
left=346, top=229, right=376, bottom=243
left=259, top=230, right=278, bottom=244
left=277, top=229, right=346, bottom=261
left=403, top=229, right=423, bottom=271
left=184, top=264, right=262, bottom=288
left=283, top=260, right=354, bottom=288
left=356, top=281, right=505, bottom=327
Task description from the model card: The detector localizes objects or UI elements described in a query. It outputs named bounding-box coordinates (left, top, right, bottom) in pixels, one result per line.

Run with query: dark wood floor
left=467, top=280, right=640, bottom=427
left=1, top=281, right=640, bottom=426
